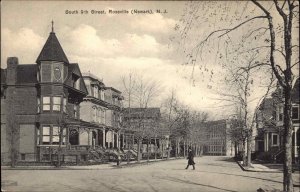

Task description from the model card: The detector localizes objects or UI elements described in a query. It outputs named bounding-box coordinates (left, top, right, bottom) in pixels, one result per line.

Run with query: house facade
left=1, top=27, right=131, bottom=165
left=255, top=77, right=299, bottom=163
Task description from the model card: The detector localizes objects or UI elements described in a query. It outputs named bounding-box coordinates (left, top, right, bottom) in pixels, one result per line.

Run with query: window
left=42, top=126, right=50, bottom=144
left=52, top=126, right=60, bottom=144
left=94, top=86, right=98, bottom=98
left=21, top=154, right=26, bottom=160
left=53, top=96, right=61, bottom=111
left=102, top=109, right=105, bottom=124
left=37, top=127, right=40, bottom=145
left=42, top=97, right=51, bottom=111
left=74, top=105, right=78, bottom=118
left=272, top=133, right=279, bottom=146
left=40, top=125, right=64, bottom=145
left=37, top=97, right=41, bottom=113
left=278, top=106, right=283, bottom=121
left=100, top=90, right=105, bottom=100
left=93, top=107, right=97, bottom=122
left=42, top=96, right=63, bottom=112
left=292, top=106, right=299, bottom=120
left=63, top=98, right=67, bottom=112
left=98, top=108, right=101, bottom=123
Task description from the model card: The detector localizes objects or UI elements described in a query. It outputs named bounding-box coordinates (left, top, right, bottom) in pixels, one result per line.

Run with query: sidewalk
left=237, top=161, right=282, bottom=173
left=1, top=157, right=183, bottom=170
left=237, top=161, right=280, bottom=173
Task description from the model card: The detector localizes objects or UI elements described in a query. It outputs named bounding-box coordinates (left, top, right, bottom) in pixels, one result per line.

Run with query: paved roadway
left=2, top=156, right=300, bottom=192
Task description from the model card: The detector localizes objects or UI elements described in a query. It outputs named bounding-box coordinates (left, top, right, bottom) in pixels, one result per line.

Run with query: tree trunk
left=246, top=135, right=252, bottom=167
left=175, top=138, right=178, bottom=158
left=137, top=139, right=141, bottom=162
left=243, top=139, right=247, bottom=166
left=154, top=138, right=157, bottom=160
left=147, top=138, right=150, bottom=162
left=183, top=141, right=185, bottom=157
left=283, top=86, right=293, bottom=192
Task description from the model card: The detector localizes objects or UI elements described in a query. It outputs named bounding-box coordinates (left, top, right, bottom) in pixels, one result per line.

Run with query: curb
left=1, top=157, right=186, bottom=170
left=236, top=161, right=282, bottom=173
left=114, top=157, right=185, bottom=168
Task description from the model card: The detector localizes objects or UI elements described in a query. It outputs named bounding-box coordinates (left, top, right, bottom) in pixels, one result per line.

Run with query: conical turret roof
left=36, top=32, right=69, bottom=64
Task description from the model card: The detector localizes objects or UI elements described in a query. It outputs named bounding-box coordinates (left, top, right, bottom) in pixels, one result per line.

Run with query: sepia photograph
left=1, top=1, right=299, bottom=192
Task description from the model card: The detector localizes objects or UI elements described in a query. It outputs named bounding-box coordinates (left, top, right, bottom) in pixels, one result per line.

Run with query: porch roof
left=65, top=119, right=105, bottom=129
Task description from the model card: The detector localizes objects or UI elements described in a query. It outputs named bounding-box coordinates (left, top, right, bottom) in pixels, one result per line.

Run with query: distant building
left=123, top=108, right=170, bottom=157
left=202, top=120, right=234, bottom=156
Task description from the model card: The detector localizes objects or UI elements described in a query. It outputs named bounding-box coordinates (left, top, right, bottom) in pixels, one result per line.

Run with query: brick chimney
left=6, top=57, right=18, bottom=85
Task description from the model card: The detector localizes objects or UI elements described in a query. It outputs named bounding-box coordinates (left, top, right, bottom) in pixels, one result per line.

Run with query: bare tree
left=176, top=1, right=299, bottom=190
left=121, top=73, right=162, bottom=162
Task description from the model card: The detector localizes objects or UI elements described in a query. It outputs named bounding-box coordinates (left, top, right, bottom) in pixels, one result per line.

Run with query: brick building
left=1, top=27, right=131, bottom=165
left=202, top=120, right=234, bottom=156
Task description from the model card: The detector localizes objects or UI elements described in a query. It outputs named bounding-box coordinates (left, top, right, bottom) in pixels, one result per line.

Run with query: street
left=2, top=156, right=300, bottom=192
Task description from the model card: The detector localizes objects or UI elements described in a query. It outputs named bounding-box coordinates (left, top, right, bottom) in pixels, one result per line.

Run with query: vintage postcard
left=1, top=1, right=299, bottom=192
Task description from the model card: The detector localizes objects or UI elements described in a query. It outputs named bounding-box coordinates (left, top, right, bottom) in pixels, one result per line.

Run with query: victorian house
left=80, top=73, right=135, bottom=159
left=255, top=77, right=299, bottom=163
left=0, top=26, right=131, bottom=165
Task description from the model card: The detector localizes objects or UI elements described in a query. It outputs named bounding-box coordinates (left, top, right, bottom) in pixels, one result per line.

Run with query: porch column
left=88, top=130, right=91, bottom=146
left=112, top=130, right=115, bottom=148
left=95, top=130, right=99, bottom=146
left=122, top=133, right=125, bottom=149
left=264, top=132, right=269, bottom=152
left=295, top=127, right=298, bottom=158
left=117, top=132, right=120, bottom=149
left=102, top=129, right=105, bottom=148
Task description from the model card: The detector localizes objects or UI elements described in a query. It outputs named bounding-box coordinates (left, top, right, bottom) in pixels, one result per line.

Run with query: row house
left=0, top=26, right=131, bottom=165
left=255, top=77, right=299, bottom=163
left=80, top=74, right=135, bottom=153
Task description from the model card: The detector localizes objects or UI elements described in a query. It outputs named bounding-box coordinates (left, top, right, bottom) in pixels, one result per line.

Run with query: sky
left=1, top=1, right=299, bottom=120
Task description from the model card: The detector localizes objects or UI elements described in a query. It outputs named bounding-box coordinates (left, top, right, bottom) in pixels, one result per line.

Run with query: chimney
left=6, top=57, right=18, bottom=84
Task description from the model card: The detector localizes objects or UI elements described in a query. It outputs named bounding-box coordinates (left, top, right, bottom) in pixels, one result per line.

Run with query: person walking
left=185, top=147, right=195, bottom=170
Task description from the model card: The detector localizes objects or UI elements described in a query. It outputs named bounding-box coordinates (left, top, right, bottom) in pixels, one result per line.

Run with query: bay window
left=53, top=96, right=61, bottom=111
left=42, top=96, right=63, bottom=112
left=39, top=125, right=65, bottom=145
left=63, top=97, right=67, bottom=112
left=42, top=96, right=51, bottom=111
left=42, top=126, right=51, bottom=144
left=52, top=126, right=60, bottom=144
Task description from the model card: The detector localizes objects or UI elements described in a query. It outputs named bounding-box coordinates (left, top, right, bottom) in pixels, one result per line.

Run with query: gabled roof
left=64, top=63, right=88, bottom=95
left=36, top=32, right=69, bottom=64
